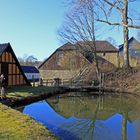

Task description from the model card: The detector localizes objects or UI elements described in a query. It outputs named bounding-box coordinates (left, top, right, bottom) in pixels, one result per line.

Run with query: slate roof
left=0, top=43, right=9, bottom=55
left=119, top=37, right=140, bottom=58
left=119, top=37, right=135, bottom=51
left=21, top=66, right=39, bottom=73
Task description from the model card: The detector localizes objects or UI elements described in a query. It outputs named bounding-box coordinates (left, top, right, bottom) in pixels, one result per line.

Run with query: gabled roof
left=57, top=41, right=118, bottom=52
left=0, top=43, right=31, bottom=85
left=0, top=43, right=10, bottom=55
left=119, top=37, right=140, bottom=51
left=77, top=41, right=118, bottom=52
left=38, top=40, right=118, bottom=69
left=57, top=42, right=77, bottom=51
left=21, top=66, right=39, bottom=73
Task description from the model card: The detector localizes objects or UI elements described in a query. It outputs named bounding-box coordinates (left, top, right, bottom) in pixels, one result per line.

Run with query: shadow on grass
left=7, top=86, right=59, bottom=99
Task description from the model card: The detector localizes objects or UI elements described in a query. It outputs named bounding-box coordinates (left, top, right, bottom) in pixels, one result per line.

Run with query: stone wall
left=97, top=52, right=119, bottom=67
left=40, top=50, right=90, bottom=70
left=120, top=56, right=140, bottom=67
left=40, top=69, right=80, bottom=80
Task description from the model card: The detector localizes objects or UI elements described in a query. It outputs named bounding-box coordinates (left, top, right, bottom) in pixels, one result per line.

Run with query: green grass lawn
left=0, top=103, right=56, bottom=140
left=0, top=86, right=62, bottom=139
left=7, top=86, right=60, bottom=99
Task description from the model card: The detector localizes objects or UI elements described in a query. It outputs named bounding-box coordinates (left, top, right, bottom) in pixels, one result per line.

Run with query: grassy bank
left=7, top=86, right=59, bottom=99
left=0, top=103, right=55, bottom=140
left=0, top=86, right=64, bottom=139
left=4, top=86, right=68, bottom=107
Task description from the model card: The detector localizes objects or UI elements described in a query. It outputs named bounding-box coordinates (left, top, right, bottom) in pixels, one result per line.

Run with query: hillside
left=104, top=67, right=140, bottom=94
left=72, top=59, right=140, bottom=95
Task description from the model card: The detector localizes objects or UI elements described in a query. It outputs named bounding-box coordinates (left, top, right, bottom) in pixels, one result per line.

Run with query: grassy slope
left=0, top=86, right=59, bottom=140
left=0, top=103, right=55, bottom=140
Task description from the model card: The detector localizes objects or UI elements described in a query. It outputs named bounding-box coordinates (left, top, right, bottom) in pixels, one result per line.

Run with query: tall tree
left=80, top=0, right=140, bottom=68
left=95, top=0, right=140, bottom=68
left=59, top=0, right=100, bottom=79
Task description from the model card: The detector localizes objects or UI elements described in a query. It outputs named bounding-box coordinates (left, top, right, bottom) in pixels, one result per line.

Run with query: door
left=1, top=63, right=8, bottom=85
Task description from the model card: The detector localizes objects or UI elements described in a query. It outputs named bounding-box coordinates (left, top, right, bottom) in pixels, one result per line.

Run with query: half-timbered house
left=0, top=43, right=30, bottom=86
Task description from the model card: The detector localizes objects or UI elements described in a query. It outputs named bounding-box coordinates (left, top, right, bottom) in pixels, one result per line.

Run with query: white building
left=21, top=66, right=40, bottom=82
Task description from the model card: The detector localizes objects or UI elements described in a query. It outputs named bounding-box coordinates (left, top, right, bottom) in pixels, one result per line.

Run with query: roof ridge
left=0, top=43, right=9, bottom=45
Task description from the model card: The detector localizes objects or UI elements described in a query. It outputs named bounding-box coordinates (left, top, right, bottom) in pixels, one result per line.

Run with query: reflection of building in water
left=23, top=95, right=140, bottom=140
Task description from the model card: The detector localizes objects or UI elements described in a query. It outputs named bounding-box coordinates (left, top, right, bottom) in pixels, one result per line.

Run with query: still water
left=21, top=92, right=140, bottom=140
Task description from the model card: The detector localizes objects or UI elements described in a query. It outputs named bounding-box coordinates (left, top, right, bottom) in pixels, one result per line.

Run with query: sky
left=0, top=0, right=139, bottom=61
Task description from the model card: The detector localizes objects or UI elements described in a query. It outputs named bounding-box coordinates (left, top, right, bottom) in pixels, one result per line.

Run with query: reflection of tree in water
left=58, top=95, right=116, bottom=140
left=59, top=104, right=99, bottom=139
left=47, top=93, right=140, bottom=140
left=49, top=95, right=108, bottom=140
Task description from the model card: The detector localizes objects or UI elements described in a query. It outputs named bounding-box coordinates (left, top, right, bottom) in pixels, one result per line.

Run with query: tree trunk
left=94, top=48, right=100, bottom=79
left=122, top=112, right=128, bottom=140
left=122, top=0, right=130, bottom=68
left=90, top=5, right=100, bottom=80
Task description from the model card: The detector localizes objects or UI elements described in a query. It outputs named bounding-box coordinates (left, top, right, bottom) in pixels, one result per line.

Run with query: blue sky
left=0, top=0, right=139, bottom=61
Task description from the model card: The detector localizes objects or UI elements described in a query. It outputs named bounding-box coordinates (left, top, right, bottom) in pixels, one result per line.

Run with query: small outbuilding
left=0, top=43, right=30, bottom=86
left=21, top=66, right=40, bottom=82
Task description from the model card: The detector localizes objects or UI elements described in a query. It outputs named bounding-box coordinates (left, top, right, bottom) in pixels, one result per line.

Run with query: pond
left=19, top=92, right=140, bottom=140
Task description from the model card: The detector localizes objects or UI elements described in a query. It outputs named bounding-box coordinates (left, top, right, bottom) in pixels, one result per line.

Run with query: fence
left=39, top=78, right=89, bottom=87
left=39, top=73, right=105, bottom=87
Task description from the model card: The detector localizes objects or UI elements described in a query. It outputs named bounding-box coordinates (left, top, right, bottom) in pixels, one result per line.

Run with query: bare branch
left=103, top=0, right=122, bottom=13
left=96, top=19, right=121, bottom=26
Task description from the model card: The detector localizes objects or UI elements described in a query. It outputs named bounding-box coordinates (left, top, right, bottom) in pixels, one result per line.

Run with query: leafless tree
left=59, top=0, right=100, bottom=79
left=18, top=54, right=38, bottom=66
left=94, top=0, right=140, bottom=68
left=78, top=0, right=140, bottom=68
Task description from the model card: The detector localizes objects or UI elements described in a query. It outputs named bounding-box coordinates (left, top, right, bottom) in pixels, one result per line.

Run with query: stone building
left=77, top=41, right=119, bottom=67
left=39, top=41, right=119, bottom=82
left=119, top=37, right=140, bottom=67
left=39, top=43, right=90, bottom=81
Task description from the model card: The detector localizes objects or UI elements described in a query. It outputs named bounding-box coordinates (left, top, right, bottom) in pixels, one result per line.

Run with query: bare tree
left=79, top=0, right=140, bottom=68
left=93, top=0, right=140, bottom=68
left=59, top=0, right=100, bottom=79
left=18, top=54, right=38, bottom=66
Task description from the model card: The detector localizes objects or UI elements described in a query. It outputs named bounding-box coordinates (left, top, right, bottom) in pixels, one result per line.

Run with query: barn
left=39, top=41, right=118, bottom=83
left=0, top=43, right=30, bottom=86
